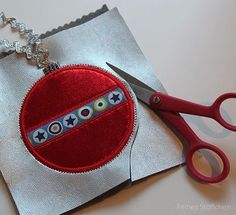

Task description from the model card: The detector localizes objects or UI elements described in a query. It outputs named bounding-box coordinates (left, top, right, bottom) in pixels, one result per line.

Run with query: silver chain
left=0, top=12, right=50, bottom=68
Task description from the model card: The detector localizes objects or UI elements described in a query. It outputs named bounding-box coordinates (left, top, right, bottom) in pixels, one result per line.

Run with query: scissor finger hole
left=192, top=149, right=223, bottom=178
left=219, top=98, right=236, bottom=126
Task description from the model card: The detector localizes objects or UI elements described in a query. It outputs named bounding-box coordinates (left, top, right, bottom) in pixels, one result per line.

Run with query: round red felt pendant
left=20, top=65, right=137, bottom=172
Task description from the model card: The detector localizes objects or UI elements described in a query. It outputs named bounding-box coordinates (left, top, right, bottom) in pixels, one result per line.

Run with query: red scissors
left=107, top=62, right=236, bottom=183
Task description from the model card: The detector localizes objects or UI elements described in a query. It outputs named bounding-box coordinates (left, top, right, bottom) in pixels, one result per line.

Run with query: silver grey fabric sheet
left=0, top=8, right=183, bottom=215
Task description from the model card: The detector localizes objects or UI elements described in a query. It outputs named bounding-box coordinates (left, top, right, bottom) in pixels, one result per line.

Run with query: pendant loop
left=0, top=12, right=51, bottom=69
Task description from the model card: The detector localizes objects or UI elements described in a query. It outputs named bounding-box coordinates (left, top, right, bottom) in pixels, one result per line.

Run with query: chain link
left=0, top=12, right=50, bottom=68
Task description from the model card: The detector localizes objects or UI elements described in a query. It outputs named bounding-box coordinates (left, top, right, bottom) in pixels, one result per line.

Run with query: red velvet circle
left=20, top=65, right=135, bottom=172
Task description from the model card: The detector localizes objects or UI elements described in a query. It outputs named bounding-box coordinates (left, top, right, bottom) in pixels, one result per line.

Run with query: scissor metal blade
left=129, top=83, right=155, bottom=106
left=106, top=62, right=156, bottom=93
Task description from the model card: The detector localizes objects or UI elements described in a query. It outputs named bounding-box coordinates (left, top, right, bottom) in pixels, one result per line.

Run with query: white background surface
left=0, top=0, right=236, bottom=215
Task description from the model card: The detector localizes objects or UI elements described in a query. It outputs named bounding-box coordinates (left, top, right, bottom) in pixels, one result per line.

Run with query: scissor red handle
left=150, top=92, right=236, bottom=131
left=186, top=142, right=230, bottom=183
left=155, top=111, right=230, bottom=183
left=211, top=93, right=236, bottom=131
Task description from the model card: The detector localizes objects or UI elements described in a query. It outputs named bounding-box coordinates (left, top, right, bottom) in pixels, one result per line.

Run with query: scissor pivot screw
left=153, top=96, right=160, bottom=104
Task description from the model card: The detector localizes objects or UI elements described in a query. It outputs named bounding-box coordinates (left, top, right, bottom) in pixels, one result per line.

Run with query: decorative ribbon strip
left=27, top=88, right=127, bottom=147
